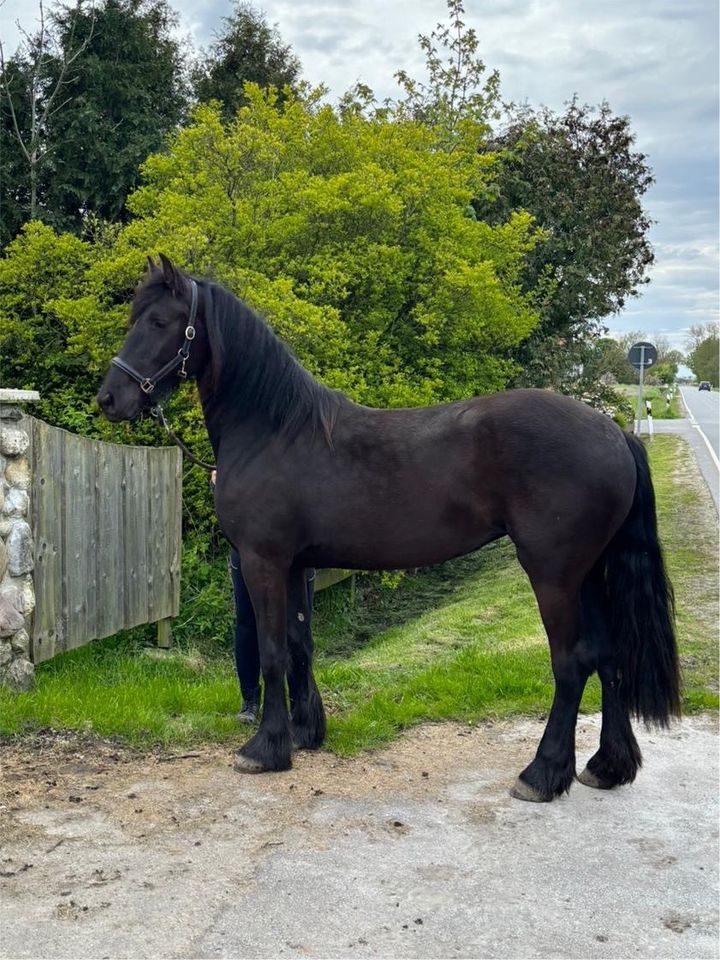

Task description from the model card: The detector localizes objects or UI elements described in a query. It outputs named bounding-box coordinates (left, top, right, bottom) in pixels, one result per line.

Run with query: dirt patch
left=1, top=718, right=526, bottom=825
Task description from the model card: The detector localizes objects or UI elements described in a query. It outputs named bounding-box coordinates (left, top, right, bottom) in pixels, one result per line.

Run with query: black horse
left=98, top=255, right=680, bottom=801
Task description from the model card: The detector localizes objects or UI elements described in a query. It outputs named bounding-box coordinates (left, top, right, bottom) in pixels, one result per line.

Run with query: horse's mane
left=200, top=279, right=343, bottom=445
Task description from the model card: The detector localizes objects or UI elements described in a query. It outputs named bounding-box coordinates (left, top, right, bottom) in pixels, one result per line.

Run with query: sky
left=2, top=0, right=718, bottom=355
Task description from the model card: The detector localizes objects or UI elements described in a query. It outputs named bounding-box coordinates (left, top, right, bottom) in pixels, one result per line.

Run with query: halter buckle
left=185, top=325, right=196, bottom=340
left=140, top=378, right=155, bottom=394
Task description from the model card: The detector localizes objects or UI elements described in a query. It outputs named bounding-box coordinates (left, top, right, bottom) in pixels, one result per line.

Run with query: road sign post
left=627, top=341, right=658, bottom=435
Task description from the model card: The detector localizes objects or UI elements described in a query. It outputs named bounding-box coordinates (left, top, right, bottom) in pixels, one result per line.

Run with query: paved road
left=650, top=390, right=720, bottom=514
left=679, top=386, right=720, bottom=461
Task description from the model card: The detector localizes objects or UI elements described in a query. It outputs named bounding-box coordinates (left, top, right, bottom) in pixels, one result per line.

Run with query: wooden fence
left=22, top=415, right=182, bottom=664
left=3, top=403, right=349, bottom=672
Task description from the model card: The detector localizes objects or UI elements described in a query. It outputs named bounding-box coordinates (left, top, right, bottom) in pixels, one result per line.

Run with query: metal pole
left=635, top=346, right=646, bottom=435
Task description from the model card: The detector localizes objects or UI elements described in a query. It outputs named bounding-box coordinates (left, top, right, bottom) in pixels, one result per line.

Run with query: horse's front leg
left=233, top=552, right=292, bottom=773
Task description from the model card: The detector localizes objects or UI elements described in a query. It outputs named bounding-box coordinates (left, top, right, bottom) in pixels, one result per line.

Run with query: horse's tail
left=604, top=432, right=681, bottom=725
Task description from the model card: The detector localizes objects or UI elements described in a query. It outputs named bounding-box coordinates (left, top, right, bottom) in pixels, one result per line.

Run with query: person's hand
left=210, top=469, right=217, bottom=486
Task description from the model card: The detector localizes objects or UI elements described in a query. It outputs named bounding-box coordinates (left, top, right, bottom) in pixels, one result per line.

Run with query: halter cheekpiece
left=111, top=279, right=199, bottom=395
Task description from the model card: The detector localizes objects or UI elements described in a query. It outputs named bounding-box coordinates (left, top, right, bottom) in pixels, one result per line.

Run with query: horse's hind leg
left=512, top=564, right=594, bottom=802
left=286, top=566, right=326, bottom=750
left=577, top=562, right=642, bottom=790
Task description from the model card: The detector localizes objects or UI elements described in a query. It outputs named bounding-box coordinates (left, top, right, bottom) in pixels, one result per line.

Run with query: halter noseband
left=111, top=279, right=199, bottom=395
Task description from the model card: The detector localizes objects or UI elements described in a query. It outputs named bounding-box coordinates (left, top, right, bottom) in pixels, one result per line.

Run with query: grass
left=0, top=436, right=717, bottom=753
left=651, top=437, right=719, bottom=702
left=616, top=383, right=681, bottom=419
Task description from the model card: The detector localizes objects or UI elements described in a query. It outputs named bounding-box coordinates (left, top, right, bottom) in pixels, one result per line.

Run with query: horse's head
left=97, top=254, right=210, bottom=421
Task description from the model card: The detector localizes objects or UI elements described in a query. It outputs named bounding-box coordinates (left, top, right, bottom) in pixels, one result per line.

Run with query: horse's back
left=296, top=389, right=636, bottom=571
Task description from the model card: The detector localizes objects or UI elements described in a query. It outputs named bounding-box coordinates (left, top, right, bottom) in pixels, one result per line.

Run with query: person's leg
left=306, top=568, right=315, bottom=618
left=286, top=567, right=325, bottom=749
left=230, top=547, right=261, bottom=719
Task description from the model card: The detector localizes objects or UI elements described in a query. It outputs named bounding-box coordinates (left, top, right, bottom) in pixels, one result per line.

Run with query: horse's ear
left=158, top=252, right=176, bottom=286
left=146, top=255, right=156, bottom=275
left=158, top=252, right=186, bottom=296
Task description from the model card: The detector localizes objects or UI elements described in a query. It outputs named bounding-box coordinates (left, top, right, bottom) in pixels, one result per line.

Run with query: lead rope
left=150, top=403, right=216, bottom=472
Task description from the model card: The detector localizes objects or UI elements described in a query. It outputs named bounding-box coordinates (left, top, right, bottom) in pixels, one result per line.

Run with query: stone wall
left=0, top=390, right=39, bottom=691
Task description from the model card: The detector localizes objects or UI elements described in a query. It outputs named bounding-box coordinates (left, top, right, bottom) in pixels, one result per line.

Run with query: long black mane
left=200, top=279, right=344, bottom=443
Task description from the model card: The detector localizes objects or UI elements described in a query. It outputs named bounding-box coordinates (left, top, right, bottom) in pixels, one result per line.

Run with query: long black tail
left=604, top=432, right=681, bottom=725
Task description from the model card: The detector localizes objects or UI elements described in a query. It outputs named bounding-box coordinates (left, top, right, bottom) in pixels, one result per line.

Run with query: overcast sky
left=2, top=0, right=718, bottom=354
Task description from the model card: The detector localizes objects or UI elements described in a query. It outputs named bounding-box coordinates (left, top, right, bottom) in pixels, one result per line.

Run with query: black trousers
left=229, top=548, right=315, bottom=705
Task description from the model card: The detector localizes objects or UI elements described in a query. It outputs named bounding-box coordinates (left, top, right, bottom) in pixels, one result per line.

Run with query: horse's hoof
left=577, top=766, right=614, bottom=790
left=233, top=752, right=266, bottom=774
left=510, top=777, right=550, bottom=803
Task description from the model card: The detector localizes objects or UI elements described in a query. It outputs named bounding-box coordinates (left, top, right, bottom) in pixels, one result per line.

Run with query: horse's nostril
left=99, top=391, right=113, bottom=410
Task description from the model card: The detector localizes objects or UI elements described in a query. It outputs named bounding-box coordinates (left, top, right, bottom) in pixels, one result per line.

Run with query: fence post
left=0, top=389, right=41, bottom=690
left=157, top=618, right=173, bottom=649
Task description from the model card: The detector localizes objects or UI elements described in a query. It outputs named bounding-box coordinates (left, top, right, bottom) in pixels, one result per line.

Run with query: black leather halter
left=111, top=279, right=199, bottom=395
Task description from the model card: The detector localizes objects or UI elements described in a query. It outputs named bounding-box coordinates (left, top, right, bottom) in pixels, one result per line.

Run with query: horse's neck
left=197, top=370, right=226, bottom=458
left=197, top=369, right=275, bottom=464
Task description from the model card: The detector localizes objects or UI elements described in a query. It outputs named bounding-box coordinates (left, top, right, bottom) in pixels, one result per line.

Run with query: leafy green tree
left=3, top=88, right=543, bottom=409
left=44, top=0, right=189, bottom=232
left=689, top=336, right=719, bottom=387
left=476, top=99, right=654, bottom=389
left=192, top=3, right=301, bottom=120
left=393, top=0, right=500, bottom=145
left=653, top=362, right=678, bottom=386
left=0, top=86, right=543, bottom=545
left=0, top=221, right=99, bottom=422
left=121, top=90, right=539, bottom=406
left=384, top=2, right=654, bottom=398
left=652, top=347, right=683, bottom=386
left=585, top=337, right=631, bottom=384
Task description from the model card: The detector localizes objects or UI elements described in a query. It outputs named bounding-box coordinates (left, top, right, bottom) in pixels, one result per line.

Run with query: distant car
left=698, top=381, right=712, bottom=391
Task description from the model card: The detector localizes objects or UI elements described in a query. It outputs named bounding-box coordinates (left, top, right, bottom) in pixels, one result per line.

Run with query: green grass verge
left=616, top=384, right=681, bottom=419
left=0, top=436, right=717, bottom=752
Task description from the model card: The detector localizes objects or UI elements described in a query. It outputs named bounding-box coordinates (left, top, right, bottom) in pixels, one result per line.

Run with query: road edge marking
left=679, top=388, right=720, bottom=472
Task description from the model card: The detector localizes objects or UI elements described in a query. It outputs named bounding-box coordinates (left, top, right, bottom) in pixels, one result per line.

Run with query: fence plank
left=63, top=435, right=98, bottom=650
left=315, top=568, right=352, bottom=592
left=169, top=454, right=183, bottom=617
left=95, top=441, right=125, bottom=639
left=123, top=445, right=150, bottom=629
left=31, top=418, right=65, bottom=663
left=146, top=450, right=160, bottom=625
left=147, top=448, right=175, bottom=622
left=153, top=450, right=181, bottom=621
